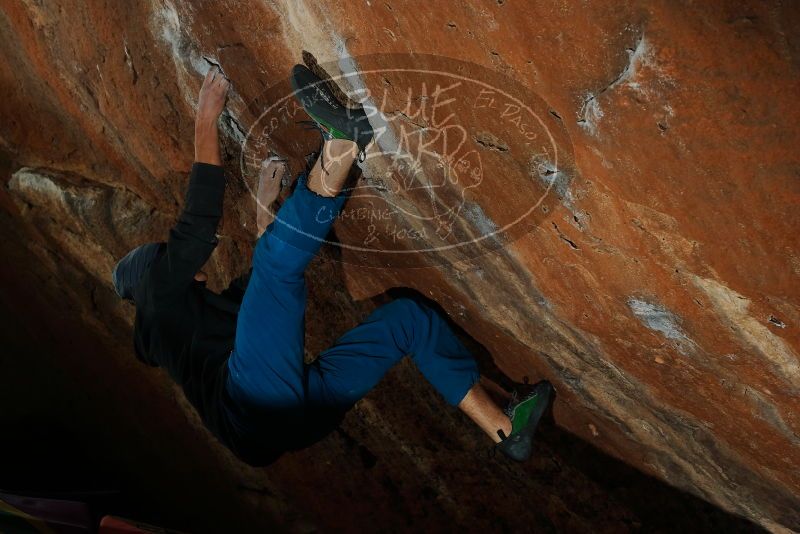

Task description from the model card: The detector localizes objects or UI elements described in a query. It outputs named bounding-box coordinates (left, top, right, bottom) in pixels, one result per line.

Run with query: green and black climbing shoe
left=496, top=380, right=554, bottom=462
left=290, top=64, right=374, bottom=154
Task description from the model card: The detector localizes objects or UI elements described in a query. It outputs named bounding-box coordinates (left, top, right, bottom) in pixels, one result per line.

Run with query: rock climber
left=111, top=64, right=553, bottom=465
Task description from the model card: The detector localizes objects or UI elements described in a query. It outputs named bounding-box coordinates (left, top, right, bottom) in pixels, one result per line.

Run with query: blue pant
left=226, top=174, right=479, bottom=433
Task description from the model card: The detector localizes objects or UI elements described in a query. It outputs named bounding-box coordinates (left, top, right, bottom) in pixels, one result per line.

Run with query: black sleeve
left=150, top=162, right=226, bottom=295
left=220, top=269, right=252, bottom=303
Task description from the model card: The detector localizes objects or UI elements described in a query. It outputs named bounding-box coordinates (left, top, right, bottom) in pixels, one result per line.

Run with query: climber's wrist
left=195, top=110, right=221, bottom=128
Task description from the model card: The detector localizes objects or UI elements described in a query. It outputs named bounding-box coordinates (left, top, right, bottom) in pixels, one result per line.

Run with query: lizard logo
left=241, top=54, right=576, bottom=268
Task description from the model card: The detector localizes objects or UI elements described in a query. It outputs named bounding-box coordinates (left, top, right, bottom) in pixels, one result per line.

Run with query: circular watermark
left=240, top=54, right=576, bottom=268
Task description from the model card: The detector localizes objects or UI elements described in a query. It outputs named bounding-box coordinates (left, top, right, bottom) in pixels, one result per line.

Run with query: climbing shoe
left=290, top=64, right=374, bottom=154
left=495, top=379, right=554, bottom=462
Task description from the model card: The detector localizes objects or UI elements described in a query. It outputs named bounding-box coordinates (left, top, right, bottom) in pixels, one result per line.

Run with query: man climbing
left=111, top=64, right=553, bottom=466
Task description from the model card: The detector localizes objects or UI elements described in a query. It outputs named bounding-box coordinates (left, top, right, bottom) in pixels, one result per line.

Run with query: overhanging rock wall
left=1, top=1, right=798, bottom=531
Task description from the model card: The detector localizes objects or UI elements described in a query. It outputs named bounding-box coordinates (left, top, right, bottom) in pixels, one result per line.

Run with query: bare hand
left=197, top=66, right=230, bottom=123
left=194, top=66, right=229, bottom=164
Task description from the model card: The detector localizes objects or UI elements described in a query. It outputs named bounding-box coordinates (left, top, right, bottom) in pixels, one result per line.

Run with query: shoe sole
left=290, top=65, right=372, bottom=147
left=291, top=66, right=362, bottom=133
